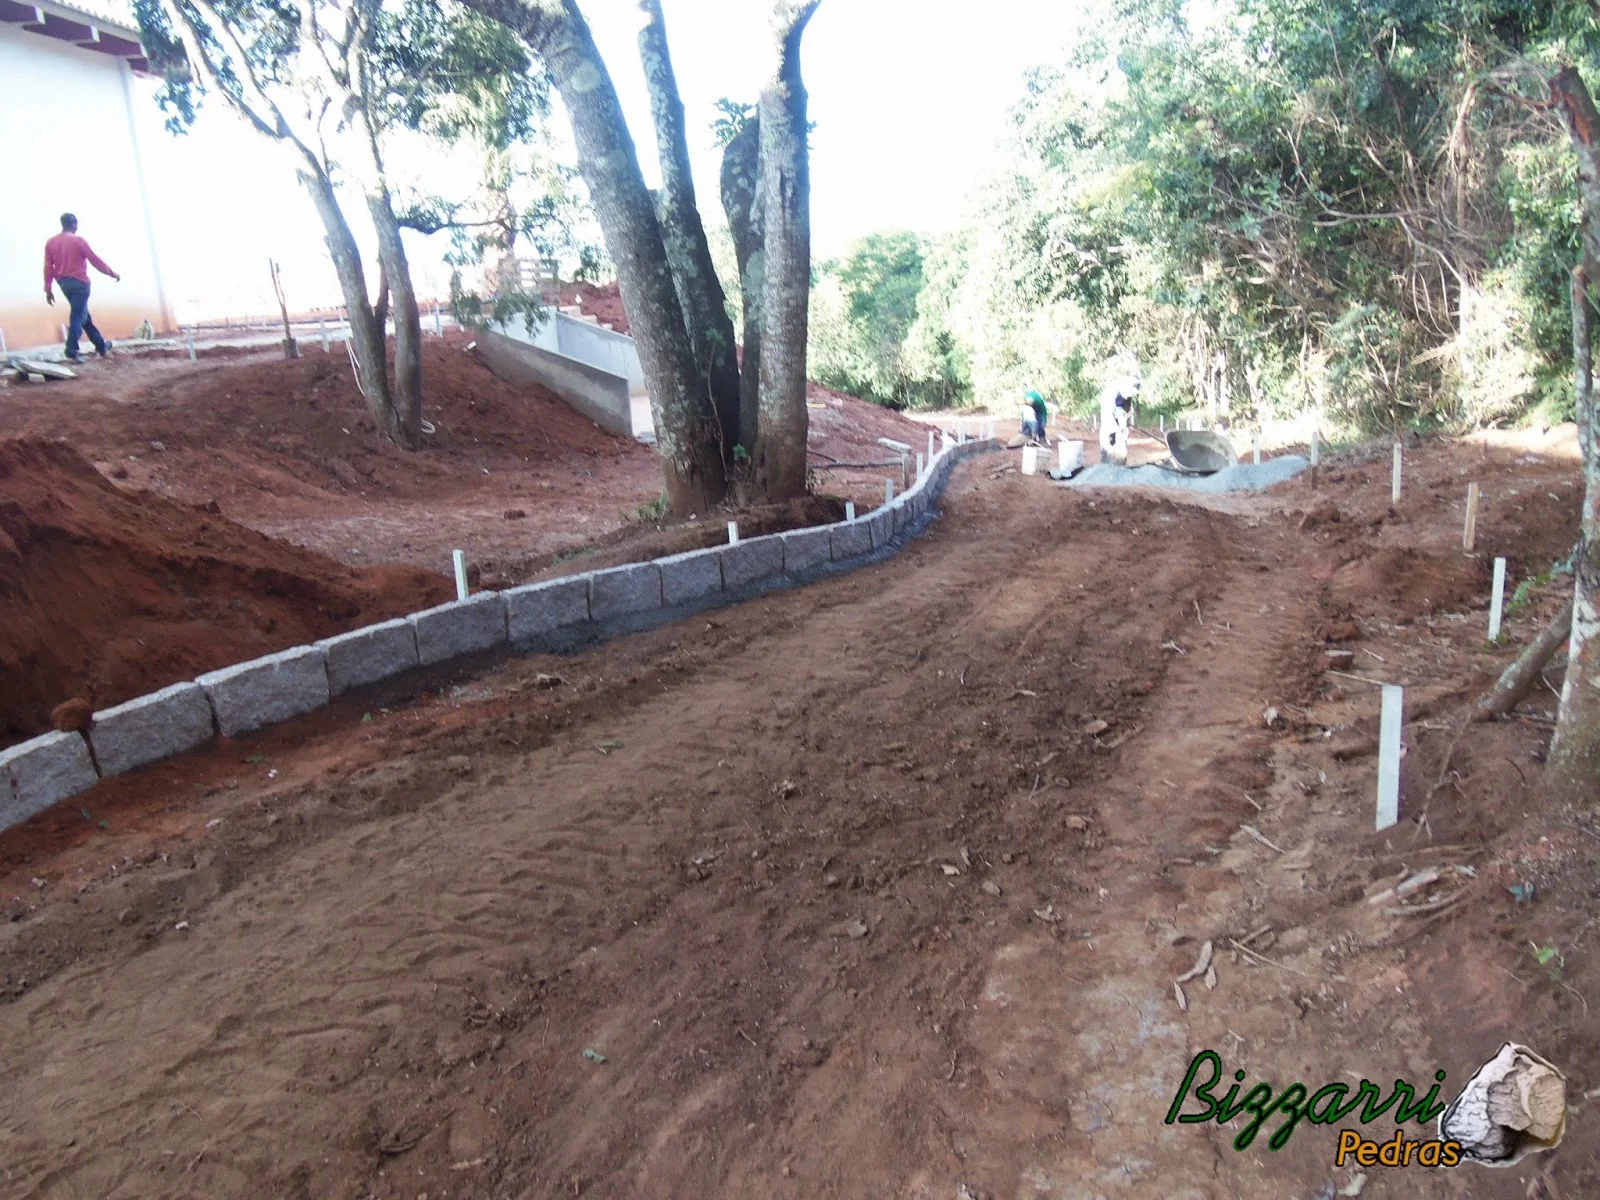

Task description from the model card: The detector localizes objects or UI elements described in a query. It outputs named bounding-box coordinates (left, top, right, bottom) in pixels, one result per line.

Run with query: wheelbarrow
left=1161, top=429, right=1238, bottom=475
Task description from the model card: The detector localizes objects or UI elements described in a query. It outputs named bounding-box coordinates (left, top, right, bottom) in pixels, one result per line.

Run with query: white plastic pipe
left=1489, top=557, right=1507, bottom=641
left=1375, top=684, right=1403, bottom=831
left=186, top=326, right=196, bottom=362
left=452, top=549, right=469, bottom=602
left=319, top=319, right=329, bottom=352
left=1391, top=442, right=1403, bottom=504
left=885, top=479, right=895, bottom=504
left=845, top=501, right=856, bottom=522
left=727, top=521, right=739, bottom=545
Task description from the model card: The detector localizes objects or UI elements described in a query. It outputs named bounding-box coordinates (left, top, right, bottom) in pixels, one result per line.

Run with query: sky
left=132, top=0, right=1090, bottom=321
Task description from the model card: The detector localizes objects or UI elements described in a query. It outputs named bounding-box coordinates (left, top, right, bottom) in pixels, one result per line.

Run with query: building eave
left=1, top=0, right=149, bottom=73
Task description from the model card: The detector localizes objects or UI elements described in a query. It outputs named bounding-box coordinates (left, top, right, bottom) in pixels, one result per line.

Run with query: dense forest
left=808, top=0, right=1600, bottom=435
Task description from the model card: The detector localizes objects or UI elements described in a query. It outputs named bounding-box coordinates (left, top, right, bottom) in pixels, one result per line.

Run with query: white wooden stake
left=60, top=323, right=68, bottom=342
left=1463, top=483, right=1480, bottom=553
left=1310, top=429, right=1320, bottom=466
left=1489, top=557, right=1507, bottom=641
left=1159, top=414, right=1165, bottom=433
left=0, top=327, right=7, bottom=354
left=727, top=521, right=740, bottom=545
left=916, top=452, right=925, bottom=480
left=433, top=303, right=443, bottom=337
left=319, top=318, right=329, bottom=352
left=452, top=549, right=469, bottom=602
left=845, top=501, right=856, bottom=522
left=186, top=326, right=196, bottom=362
left=1253, top=430, right=1261, bottom=465
left=1391, top=442, right=1403, bottom=505
left=1375, top=684, right=1403, bottom=831
left=927, top=430, right=935, bottom=462
left=885, top=479, right=895, bottom=504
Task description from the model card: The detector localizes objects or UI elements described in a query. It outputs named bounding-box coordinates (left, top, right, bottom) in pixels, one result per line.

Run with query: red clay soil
left=555, top=280, right=632, bottom=334
left=0, top=438, right=450, bottom=747
left=3, top=431, right=1597, bottom=1198
left=0, top=336, right=663, bottom=578
left=0, top=330, right=936, bottom=747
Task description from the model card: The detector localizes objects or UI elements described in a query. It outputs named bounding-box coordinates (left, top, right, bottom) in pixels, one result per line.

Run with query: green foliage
left=632, top=493, right=669, bottom=523
left=711, top=98, right=756, bottom=149
left=808, top=231, right=969, bottom=409
left=809, top=0, right=1599, bottom=431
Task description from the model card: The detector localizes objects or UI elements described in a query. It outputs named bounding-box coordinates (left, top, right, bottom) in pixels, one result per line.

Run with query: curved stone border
left=0, top=437, right=999, bottom=833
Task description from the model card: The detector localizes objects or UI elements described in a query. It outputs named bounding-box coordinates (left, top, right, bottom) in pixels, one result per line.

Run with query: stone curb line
left=0, top=437, right=1001, bottom=833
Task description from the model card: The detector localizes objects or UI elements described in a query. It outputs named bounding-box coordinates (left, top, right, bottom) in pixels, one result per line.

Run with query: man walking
left=44, top=213, right=119, bottom=363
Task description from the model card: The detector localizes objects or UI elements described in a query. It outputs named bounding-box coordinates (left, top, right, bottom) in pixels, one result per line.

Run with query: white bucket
left=1021, top=445, right=1040, bottom=476
left=1058, top=440, right=1084, bottom=472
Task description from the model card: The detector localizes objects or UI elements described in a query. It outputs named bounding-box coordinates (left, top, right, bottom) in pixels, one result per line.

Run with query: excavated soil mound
left=1329, top=545, right=1487, bottom=618
left=0, top=438, right=451, bottom=747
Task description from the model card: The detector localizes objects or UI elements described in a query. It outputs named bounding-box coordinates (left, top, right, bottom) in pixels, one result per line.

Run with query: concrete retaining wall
left=475, top=327, right=634, bottom=438
left=0, top=436, right=998, bottom=834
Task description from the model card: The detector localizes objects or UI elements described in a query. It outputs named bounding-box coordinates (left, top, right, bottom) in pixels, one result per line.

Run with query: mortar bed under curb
left=0, top=439, right=998, bottom=832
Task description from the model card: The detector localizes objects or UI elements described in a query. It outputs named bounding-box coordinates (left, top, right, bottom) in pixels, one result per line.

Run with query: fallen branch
left=1474, top=600, right=1573, bottom=721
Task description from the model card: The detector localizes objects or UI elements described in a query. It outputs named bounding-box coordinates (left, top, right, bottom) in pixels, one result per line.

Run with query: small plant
left=732, top=443, right=750, bottom=463
left=632, top=493, right=668, bottom=523
left=1531, top=941, right=1565, bottom=981
left=1505, top=545, right=1578, bottom=620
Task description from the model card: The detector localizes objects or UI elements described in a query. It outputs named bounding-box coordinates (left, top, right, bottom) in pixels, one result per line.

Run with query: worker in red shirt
left=44, top=212, right=120, bottom=363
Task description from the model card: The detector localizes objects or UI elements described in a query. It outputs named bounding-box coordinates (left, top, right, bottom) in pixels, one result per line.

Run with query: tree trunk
left=373, top=261, right=390, bottom=339
left=1475, top=599, right=1573, bottom=722
left=295, top=161, right=402, bottom=444
left=752, top=1, right=821, bottom=501
left=637, top=0, right=742, bottom=455
left=1548, top=68, right=1600, bottom=801
left=368, top=193, right=425, bottom=448
left=457, top=0, right=726, bottom=515
left=721, top=114, right=764, bottom=452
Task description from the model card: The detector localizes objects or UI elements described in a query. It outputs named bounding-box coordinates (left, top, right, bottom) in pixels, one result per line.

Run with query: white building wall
left=0, top=23, right=171, bottom=351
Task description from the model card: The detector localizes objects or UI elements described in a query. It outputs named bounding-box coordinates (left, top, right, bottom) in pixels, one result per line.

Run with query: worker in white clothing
left=1097, top=374, right=1141, bottom=466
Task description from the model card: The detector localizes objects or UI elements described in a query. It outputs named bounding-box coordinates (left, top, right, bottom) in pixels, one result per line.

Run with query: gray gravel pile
left=1065, top=454, right=1309, bottom=493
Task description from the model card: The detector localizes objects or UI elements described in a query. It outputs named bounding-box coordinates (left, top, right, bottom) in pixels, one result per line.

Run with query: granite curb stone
left=197, top=645, right=331, bottom=737
left=589, top=561, right=663, bottom=621
left=1, top=732, right=99, bottom=825
left=505, top=577, right=591, bottom=641
left=657, top=548, right=724, bottom=606
left=721, top=536, right=785, bottom=590
left=90, top=682, right=216, bottom=775
left=318, top=618, right=419, bottom=694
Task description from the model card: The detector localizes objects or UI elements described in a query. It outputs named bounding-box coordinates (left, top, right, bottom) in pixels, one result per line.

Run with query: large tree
left=636, top=0, right=742, bottom=453
left=718, top=106, right=764, bottom=451
left=751, top=0, right=821, bottom=500
left=454, top=0, right=728, bottom=514
left=457, top=0, right=822, bottom=508
left=1547, top=65, right=1600, bottom=803
left=140, top=0, right=408, bottom=445
left=136, top=0, right=540, bottom=449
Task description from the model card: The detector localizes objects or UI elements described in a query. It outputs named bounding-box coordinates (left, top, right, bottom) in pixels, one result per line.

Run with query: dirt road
left=2, top=445, right=1595, bottom=1198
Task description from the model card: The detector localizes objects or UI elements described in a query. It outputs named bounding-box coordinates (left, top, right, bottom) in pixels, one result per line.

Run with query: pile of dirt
left=0, top=438, right=451, bottom=747
left=1329, top=545, right=1487, bottom=619
left=0, top=336, right=638, bottom=507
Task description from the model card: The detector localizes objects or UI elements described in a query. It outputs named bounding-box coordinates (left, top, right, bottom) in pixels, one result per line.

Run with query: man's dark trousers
left=58, top=277, right=107, bottom=359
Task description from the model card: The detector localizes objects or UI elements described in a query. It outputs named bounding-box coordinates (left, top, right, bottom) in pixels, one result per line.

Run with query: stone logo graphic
left=1438, top=1042, right=1567, bottom=1167
left=1165, top=1040, right=1567, bottom=1169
